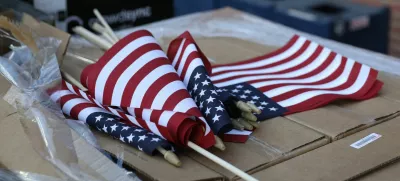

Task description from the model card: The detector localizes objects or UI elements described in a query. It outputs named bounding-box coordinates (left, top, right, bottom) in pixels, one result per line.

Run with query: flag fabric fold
left=49, top=83, right=173, bottom=155
left=211, top=35, right=382, bottom=114
left=80, top=30, right=215, bottom=148
left=167, top=31, right=233, bottom=135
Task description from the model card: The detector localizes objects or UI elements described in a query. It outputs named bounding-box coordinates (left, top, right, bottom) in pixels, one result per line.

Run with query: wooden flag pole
left=61, top=71, right=182, bottom=167
left=187, top=141, right=258, bottom=181
left=93, top=9, right=119, bottom=42
left=72, top=26, right=112, bottom=50
left=91, top=22, right=115, bottom=44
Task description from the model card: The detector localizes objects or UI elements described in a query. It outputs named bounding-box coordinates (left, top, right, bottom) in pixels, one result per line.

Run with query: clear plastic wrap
left=0, top=29, right=137, bottom=181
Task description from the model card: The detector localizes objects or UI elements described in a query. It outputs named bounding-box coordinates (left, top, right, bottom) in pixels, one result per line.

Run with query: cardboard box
left=186, top=117, right=328, bottom=180
left=249, top=116, right=400, bottom=181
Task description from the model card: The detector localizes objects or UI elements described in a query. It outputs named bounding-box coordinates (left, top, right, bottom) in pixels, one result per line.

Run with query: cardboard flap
left=187, top=117, right=326, bottom=180
left=286, top=105, right=376, bottom=140
left=94, top=132, right=223, bottom=181
left=250, top=116, right=400, bottom=181
left=250, top=117, right=325, bottom=153
left=336, top=97, right=400, bottom=120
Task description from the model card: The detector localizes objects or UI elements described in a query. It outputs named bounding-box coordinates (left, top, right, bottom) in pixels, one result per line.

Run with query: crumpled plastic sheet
left=0, top=31, right=138, bottom=181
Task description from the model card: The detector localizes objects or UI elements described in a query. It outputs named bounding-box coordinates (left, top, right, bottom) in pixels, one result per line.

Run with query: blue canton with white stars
left=187, top=67, right=233, bottom=134
left=217, top=83, right=287, bottom=121
left=86, top=112, right=173, bottom=155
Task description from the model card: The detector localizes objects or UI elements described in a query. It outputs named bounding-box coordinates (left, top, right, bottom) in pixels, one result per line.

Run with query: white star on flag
left=151, top=138, right=160, bottom=142
left=244, top=90, right=252, bottom=94
left=248, top=100, right=256, bottom=104
left=95, top=115, right=103, bottom=122
left=205, top=107, right=211, bottom=116
left=134, top=129, right=144, bottom=132
left=269, top=107, right=278, bottom=111
left=211, top=90, right=218, bottom=95
left=194, top=72, right=201, bottom=80
left=193, top=83, right=198, bottom=91
left=106, top=118, right=114, bottom=121
left=236, top=85, right=244, bottom=88
left=110, top=124, right=118, bottom=132
left=102, top=125, right=108, bottom=133
left=121, top=126, right=130, bottom=131
left=261, top=101, right=268, bottom=105
left=199, top=89, right=206, bottom=97
left=127, top=134, right=134, bottom=143
left=240, top=95, right=248, bottom=99
left=138, top=146, right=143, bottom=151
left=119, top=135, right=125, bottom=142
left=252, top=95, right=260, bottom=100
left=258, top=106, right=264, bottom=110
left=212, top=114, right=221, bottom=123
left=215, top=105, right=224, bottom=111
left=201, top=80, right=210, bottom=86
left=138, top=135, right=148, bottom=142
left=206, top=96, right=215, bottom=103
left=200, top=101, right=204, bottom=109
left=232, top=89, right=239, bottom=93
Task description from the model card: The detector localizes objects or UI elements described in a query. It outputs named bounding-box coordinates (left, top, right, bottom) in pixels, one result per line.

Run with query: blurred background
left=2, top=0, right=397, bottom=56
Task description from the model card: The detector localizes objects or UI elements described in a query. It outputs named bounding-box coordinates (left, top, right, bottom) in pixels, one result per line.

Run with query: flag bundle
left=211, top=35, right=382, bottom=114
left=80, top=30, right=215, bottom=148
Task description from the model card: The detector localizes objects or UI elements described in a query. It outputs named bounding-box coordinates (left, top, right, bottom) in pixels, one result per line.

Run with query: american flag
left=167, top=32, right=233, bottom=135
left=49, top=84, right=173, bottom=155
left=211, top=35, right=382, bottom=114
left=80, top=30, right=215, bottom=148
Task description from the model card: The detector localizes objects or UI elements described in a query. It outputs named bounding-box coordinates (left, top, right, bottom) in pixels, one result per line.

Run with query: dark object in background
left=65, top=0, right=173, bottom=34
left=21, top=0, right=173, bottom=34
left=273, top=0, right=390, bottom=54
left=0, top=0, right=54, bottom=25
left=216, top=0, right=275, bottom=20
left=174, top=0, right=216, bottom=16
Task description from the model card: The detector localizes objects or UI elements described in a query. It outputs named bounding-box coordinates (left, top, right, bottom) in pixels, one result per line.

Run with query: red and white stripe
left=211, top=35, right=379, bottom=114
left=167, top=32, right=253, bottom=140
left=79, top=30, right=215, bottom=148
left=167, top=32, right=212, bottom=84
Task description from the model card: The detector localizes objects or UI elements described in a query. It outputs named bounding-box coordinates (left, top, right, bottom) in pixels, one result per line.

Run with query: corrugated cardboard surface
left=286, top=94, right=400, bottom=141
left=249, top=116, right=400, bottom=181
left=186, top=117, right=328, bottom=180
left=355, top=160, right=400, bottom=181
left=94, top=132, right=224, bottom=181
